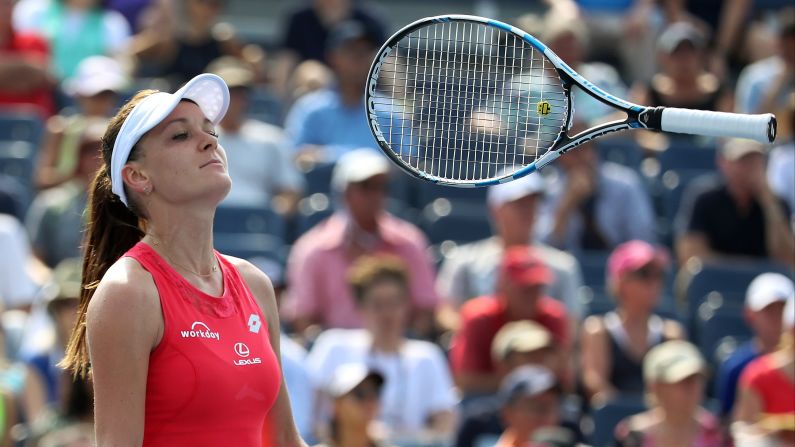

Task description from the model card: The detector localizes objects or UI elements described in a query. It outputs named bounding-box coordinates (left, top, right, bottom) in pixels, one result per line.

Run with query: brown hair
left=60, top=90, right=158, bottom=378
left=347, top=254, right=409, bottom=306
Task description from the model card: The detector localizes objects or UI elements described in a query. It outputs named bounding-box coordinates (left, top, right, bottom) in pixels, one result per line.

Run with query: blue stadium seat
left=0, top=141, right=36, bottom=190
left=295, top=192, right=334, bottom=235
left=0, top=112, right=44, bottom=146
left=214, top=205, right=286, bottom=240
left=694, top=301, right=751, bottom=366
left=419, top=199, right=492, bottom=245
left=595, top=138, right=643, bottom=171
left=680, top=259, right=794, bottom=330
left=657, top=141, right=717, bottom=172
left=213, top=233, right=288, bottom=284
left=300, top=161, right=336, bottom=195
left=248, top=88, right=284, bottom=125
left=578, top=250, right=611, bottom=289
left=587, top=396, right=646, bottom=447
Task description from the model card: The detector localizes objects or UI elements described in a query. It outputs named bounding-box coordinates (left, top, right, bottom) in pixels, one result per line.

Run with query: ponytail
left=59, top=90, right=157, bottom=378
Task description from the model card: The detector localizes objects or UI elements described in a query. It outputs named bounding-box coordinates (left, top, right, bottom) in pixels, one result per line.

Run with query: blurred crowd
left=1, top=0, right=794, bottom=446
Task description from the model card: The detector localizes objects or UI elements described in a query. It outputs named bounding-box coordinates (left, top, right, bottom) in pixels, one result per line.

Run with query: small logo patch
left=247, top=314, right=262, bottom=334
left=537, top=101, right=551, bottom=115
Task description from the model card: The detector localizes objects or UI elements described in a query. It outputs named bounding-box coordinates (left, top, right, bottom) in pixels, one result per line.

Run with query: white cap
left=111, top=73, right=230, bottom=207
left=644, top=340, right=705, bottom=384
left=331, top=148, right=390, bottom=192
left=64, top=56, right=128, bottom=97
left=326, top=363, right=384, bottom=398
left=746, top=273, right=794, bottom=312
left=784, top=295, right=794, bottom=329
left=486, top=173, right=545, bottom=208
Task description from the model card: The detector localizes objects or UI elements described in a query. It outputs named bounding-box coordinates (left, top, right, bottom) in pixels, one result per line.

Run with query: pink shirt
left=284, top=212, right=439, bottom=328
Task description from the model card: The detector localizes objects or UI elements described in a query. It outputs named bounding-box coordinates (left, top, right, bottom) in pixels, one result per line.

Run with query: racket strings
left=370, top=21, right=568, bottom=182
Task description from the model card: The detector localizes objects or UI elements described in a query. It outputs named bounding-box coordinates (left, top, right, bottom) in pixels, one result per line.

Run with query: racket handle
left=660, top=108, right=777, bottom=143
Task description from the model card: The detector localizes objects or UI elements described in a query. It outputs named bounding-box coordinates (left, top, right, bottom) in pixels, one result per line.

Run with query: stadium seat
left=410, top=177, right=487, bottom=210
left=295, top=193, right=334, bottom=235
left=214, top=205, right=286, bottom=240
left=657, top=141, right=717, bottom=172
left=678, top=259, right=794, bottom=329
left=0, top=112, right=44, bottom=146
left=0, top=141, right=36, bottom=190
left=694, top=300, right=751, bottom=366
left=419, top=199, right=492, bottom=245
left=299, top=161, right=336, bottom=195
left=587, top=395, right=646, bottom=447
left=248, top=88, right=284, bottom=125
left=578, top=250, right=611, bottom=289
left=595, top=138, right=643, bottom=171
left=212, top=233, right=288, bottom=283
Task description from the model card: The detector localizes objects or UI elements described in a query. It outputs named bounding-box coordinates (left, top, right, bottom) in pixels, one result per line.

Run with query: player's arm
left=233, top=258, right=307, bottom=447
left=86, top=259, right=162, bottom=446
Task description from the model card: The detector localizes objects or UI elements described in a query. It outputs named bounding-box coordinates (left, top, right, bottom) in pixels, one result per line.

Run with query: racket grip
left=660, top=108, right=777, bottom=143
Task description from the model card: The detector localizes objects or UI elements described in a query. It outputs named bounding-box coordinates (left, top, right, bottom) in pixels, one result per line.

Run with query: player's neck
left=143, top=216, right=216, bottom=274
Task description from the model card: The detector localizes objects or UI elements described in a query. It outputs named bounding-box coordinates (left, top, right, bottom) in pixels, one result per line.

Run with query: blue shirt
left=715, top=340, right=760, bottom=417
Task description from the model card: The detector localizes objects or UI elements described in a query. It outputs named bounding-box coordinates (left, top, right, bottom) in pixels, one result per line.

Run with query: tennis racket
left=365, top=15, right=777, bottom=187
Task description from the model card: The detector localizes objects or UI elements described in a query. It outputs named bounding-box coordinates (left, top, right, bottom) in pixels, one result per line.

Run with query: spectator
left=280, top=332, right=315, bottom=444
left=454, top=322, right=572, bottom=447
left=735, top=8, right=794, bottom=115
left=580, top=240, right=684, bottom=404
left=206, top=56, right=304, bottom=212
left=495, top=365, right=577, bottom=447
left=284, top=149, right=439, bottom=335
left=0, top=0, right=54, bottom=117
left=0, top=213, right=42, bottom=311
left=107, top=0, right=153, bottom=32
left=29, top=371, right=93, bottom=444
left=25, top=258, right=81, bottom=405
left=675, top=138, right=794, bottom=266
left=35, top=55, right=127, bottom=190
left=274, top=0, right=386, bottom=95
left=437, top=172, right=584, bottom=322
left=536, top=125, right=656, bottom=253
left=716, top=273, right=791, bottom=419
left=449, top=247, right=569, bottom=396
left=26, top=118, right=105, bottom=267
left=733, top=295, right=795, bottom=446
left=13, top=0, right=132, bottom=80
left=0, top=323, right=48, bottom=436
left=306, top=254, right=457, bottom=443
left=317, top=363, right=385, bottom=447
left=542, top=14, right=628, bottom=126
left=630, top=21, right=732, bottom=120
left=131, top=0, right=258, bottom=87
left=613, top=340, right=726, bottom=446
left=284, top=20, right=382, bottom=162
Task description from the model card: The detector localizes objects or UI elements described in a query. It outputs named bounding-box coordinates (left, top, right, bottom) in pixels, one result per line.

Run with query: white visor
left=110, top=73, right=230, bottom=206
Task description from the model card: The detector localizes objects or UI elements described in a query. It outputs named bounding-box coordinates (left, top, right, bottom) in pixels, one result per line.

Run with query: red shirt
left=449, top=295, right=569, bottom=375
left=0, top=30, right=54, bottom=117
left=739, top=353, right=795, bottom=427
left=125, top=242, right=281, bottom=446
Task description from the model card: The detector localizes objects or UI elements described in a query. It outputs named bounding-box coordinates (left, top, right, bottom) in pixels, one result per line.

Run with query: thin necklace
left=147, top=234, right=218, bottom=277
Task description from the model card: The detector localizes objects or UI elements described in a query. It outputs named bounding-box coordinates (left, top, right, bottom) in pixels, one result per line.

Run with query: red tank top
left=124, top=242, right=281, bottom=446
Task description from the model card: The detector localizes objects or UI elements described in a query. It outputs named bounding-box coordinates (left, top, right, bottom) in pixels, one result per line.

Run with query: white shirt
left=219, top=120, right=305, bottom=207
left=280, top=333, right=315, bottom=443
left=306, top=329, right=458, bottom=434
left=768, top=142, right=795, bottom=221
left=0, top=214, right=39, bottom=309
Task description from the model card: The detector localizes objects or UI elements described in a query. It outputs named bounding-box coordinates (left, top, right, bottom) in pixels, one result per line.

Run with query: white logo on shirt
left=247, top=314, right=262, bottom=334
left=180, top=321, right=220, bottom=341
left=233, top=342, right=261, bottom=366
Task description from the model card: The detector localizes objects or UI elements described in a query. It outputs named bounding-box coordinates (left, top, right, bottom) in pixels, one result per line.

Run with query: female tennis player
left=59, top=73, right=306, bottom=446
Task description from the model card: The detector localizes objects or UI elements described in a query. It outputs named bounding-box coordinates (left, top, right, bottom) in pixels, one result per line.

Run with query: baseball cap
left=486, top=173, right=545, bottom=208
left=111, top=73, right=230, bottom=207
left=607, top=240, right=668, bottom=283
left=657, top=21, right=705, bottom=54
left=64, top=56, right=128, bottom=97
left=784, top=295, right=794, bottom=329
left=643, top=340, right=705, bottom=384
left=331, top=149, right=391, bottom=192
left=326, top=363, right=385, bottom=398
left=500, top=246, right=552, bottom=286
left=492, top=320, right=553, bottom=362
left=745, top=273, right=794, bottom=312
left=498, top=365, right=558, bottom=406
left=720, top=138, right=766, bottom=162
left=326, top=20, right=380, bottom=52
left=206, top=56, right=254, bottom=89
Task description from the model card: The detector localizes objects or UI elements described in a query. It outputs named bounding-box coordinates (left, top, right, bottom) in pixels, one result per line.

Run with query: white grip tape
left=660, top=108, right=775, bottom=143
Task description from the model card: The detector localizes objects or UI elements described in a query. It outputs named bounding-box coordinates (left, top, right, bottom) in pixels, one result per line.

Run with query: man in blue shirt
left=715, top=272, right=793, bottom=418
